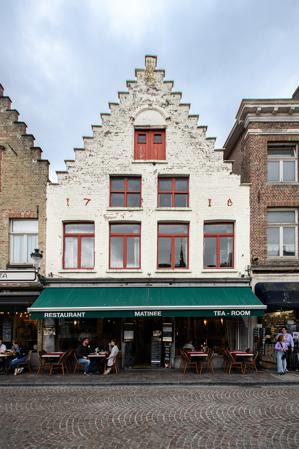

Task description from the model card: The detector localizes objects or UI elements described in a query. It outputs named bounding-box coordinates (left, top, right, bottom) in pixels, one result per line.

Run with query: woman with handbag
left=275, top=335, right=288, bottom=375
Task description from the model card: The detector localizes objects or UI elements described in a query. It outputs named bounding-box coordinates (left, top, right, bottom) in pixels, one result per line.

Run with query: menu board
left=151, top=337, right=161, bottom=366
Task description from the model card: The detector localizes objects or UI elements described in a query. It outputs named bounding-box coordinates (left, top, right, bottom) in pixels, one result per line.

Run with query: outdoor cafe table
left=230, top=351, right=254, bottom=358
left=187, top=351, right=208, bottom=358
left=88, top=352, right=107, bottom=359
left=0, top=352, right=14, bottom=374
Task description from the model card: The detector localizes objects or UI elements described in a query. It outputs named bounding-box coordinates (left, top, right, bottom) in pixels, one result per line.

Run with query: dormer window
left=134, top=129, right=165, bottom=160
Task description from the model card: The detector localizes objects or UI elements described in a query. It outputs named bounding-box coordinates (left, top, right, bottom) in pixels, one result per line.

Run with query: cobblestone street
left=1, top=385, right=298, bottom=449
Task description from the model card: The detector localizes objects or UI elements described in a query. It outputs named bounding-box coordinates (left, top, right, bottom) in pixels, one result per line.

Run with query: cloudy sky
left=1, top=0, right=299, bottom=180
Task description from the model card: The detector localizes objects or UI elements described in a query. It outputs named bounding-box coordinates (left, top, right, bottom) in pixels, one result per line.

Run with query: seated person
left=0, top=339, right=7, bottom=353
left=183, top=339, right=195, bottom=351
left=104, top=339, right=119, bottom=375
left=10, top=340, right=19, bottom=354
left=75, top=338, right=92, bottom=375
left=9, top=343, right=28, bottom=375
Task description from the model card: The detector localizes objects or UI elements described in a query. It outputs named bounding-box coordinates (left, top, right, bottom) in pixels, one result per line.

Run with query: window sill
left=155, top=269, right=192, bottom=273
left=58, top=270, right=97, bottom=273
left=106, top=207, right=143, bottom=211
left=267, top=257, right=298, bottom=260
left=156, top=207, right=192, bottom=211
left=267, top=182, right=299, bottom=186
left=7, top=264, right=35, bottom=269
left=201, top=269, right=238, bottom=273
left=132, top=160, right=168, bottom=164
left=106, top=269, right=143, bottom=273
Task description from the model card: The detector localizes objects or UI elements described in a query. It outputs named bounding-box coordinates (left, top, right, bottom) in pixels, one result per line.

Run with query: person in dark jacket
left=9, top=343, right=28, bottom=375
left=75, top=338, right=92, bottom=375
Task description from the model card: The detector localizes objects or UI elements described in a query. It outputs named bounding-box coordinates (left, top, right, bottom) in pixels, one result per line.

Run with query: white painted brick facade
left=46, top=56, right=250, bottom=279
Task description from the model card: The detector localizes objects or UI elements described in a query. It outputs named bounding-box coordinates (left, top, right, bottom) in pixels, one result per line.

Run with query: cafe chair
left=73, top=353, right=86, bottom=374
left=63, top=350, right=74, bottom=373
left=180, top=349, right=198, bottom=374
left=198, top=350, right=215, bottom=375
left=111, top=351, right=121, bottom=374
left=227, top=351, right=244, bottom=374
left=243, top=352, right=258, bottom=373
left=36, top=351, right=51, bottom=375
left=49, top=352, right=67, bottom=375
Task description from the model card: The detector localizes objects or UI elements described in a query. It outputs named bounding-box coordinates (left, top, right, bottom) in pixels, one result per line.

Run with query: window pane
left=220, top=237, right=233, bottom=267
left=174, top=178, right=188, bottom=192
left=267, top=227, right=279, bottom=256
left=204, top=224, right=233, bottom=234
left=158, top=237, right=171, bottom=268
left=267, top=161, right=280, bottom=181
left=65, top=223, right=94, bottom=234
left=27, top=235, right=38, bottom=263
left=111, top=193, right=125, bottom=207
left=174, top=237, right=187, bottom=268
left=81, top=237, right=94, bottom=268
left=127, top=194, right=140, bottom=207
left=154, top=134, right=162, bottom=143
left=138, top=134, right=146, bottom=144
left=268, top=146, right=296, bottom=157
left=159, top=179, right=172, bottom=192
left=204, top=237, right=216, bottom=268
left=11, top=235, right=26, bottom=264
left=111, top=224, right=140, bottom=234
left=111, top=178, right=124, bottom=191
left=11, top=219, right=38, bottom=233
left=127, top=237, right=140, bottom=268
left=174, top=194, right=188, bottom=207
left=110, top=237, right=123, bottom=268
left=127, top=178, right=140, bottom=191
left=64, top=237, right=78, bottom=268
left=283, top=227, right=295, bottom=256
left=267, top=211, right=295, bottom=224
left=159, top=224, right=188, bottom=235
left=283, top=161, right=295, bottom=181
left=159, top=194, right=172, bottom=207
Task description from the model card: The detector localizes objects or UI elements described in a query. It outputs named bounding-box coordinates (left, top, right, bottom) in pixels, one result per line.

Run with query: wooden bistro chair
left=243, top=352, right=258, bottom=374
left=180, top=349, right=198, bottom=374
left=73, top=352, right=86, bottom=374
left=49, top=352, right=67, bottom=376
left=198, top=350, right=215, bottom=375
left=111, top=351, right=121, bottom=374
left=227, top=351, right=244, bottom=374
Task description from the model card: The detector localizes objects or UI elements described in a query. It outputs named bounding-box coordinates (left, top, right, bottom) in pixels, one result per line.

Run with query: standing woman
left=275, top=335, right=287, bottom=375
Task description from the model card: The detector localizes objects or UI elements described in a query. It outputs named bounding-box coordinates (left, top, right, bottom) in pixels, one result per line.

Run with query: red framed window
left=134, top=129, right=166, bottom=160
left=63, top=223, right=95, bottom=269
left=110, top=176, right=141, bottom=207
left=158, top=177, right=189, bottom=207
left=110, top=223, right=141, bottom=269
left=157, top=223, right=189, bottom=269
left=203, top=223, right=234, bottom=269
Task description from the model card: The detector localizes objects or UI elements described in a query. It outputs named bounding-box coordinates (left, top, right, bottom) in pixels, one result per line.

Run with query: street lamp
left=30, top=248, right=43, bottom=281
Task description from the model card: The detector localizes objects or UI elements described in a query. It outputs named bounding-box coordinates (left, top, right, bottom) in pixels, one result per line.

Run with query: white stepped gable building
left=30, top=56, right=265, bottom=360
left=46, top=56, right=250, bottom=278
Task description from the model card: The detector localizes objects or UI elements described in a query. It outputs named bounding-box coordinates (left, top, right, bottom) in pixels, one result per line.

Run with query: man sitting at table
left=75, top=338, right=94, bottom=375
left=183, top=339, right=195, bottom=351
left=9, top=342, right=28, bottom=375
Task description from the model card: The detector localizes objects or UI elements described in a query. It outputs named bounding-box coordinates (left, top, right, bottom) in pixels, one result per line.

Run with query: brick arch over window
left=133, top=106, right=168, bottom=127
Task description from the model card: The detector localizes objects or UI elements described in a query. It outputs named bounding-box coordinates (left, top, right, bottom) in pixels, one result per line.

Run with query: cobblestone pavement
left=1, top=385, right=298, bottom=449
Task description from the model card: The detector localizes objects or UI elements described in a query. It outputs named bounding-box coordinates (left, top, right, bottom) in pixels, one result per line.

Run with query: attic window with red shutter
left=134, top=129, right=166, bottom=160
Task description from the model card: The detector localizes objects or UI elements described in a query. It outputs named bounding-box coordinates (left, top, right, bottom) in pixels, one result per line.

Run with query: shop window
left=10, top=219, right=38, bottom=264
left=203, top=223, right=234, bottom=269
left=110, top=223, right=141, bottom=269
left=134, top=129, right=165, bottom=160
left=158, top=177, right=189, bottom=207
left=63, top=223, right=95, bottom=269
left=110, top=176, right=141, bottom=207
left=157, top=223, right=189, bottom=269
left=267, top=210, right=297, bottom=257
left=267, top=144, right=297, bottom=182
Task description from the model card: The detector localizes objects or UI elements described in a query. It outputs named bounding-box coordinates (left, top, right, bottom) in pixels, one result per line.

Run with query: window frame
left=109, top=222, right=141, bottom=269
left=157, top=176, right=189, bottom=208
left=157, top=222, right=189, bottom=269
left=109, top=176, right=142, bottom=208
left=267, top=143, right=298, bottom=183
left=9, top=219, right=38, bottom=265
left=203, top=222, right=235, bottom=269
left=63, top=222, right=95, bottom=270
left=134, top=129, right=166, bottom=160
left=266, top=209, right=298, bottom=258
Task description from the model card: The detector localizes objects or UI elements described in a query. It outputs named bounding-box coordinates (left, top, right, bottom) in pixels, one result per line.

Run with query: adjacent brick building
left=224, top=87, right=299, bottom=346
left=0, top=84, right=49, bottom=348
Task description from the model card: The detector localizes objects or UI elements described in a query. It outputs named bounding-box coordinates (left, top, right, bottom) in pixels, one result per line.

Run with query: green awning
left=28, top=287, right=266, bottom=319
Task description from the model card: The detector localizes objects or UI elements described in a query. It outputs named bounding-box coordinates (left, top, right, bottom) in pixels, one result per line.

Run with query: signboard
left=29, top=308, right=265, bottom=320
left=0, top=270, right=36, bottom=282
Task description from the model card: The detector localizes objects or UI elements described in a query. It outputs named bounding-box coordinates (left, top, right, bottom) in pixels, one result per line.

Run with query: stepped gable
left=54, top=55, right=232, bottom=185
left=0, top=84, right=49, bottom=167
